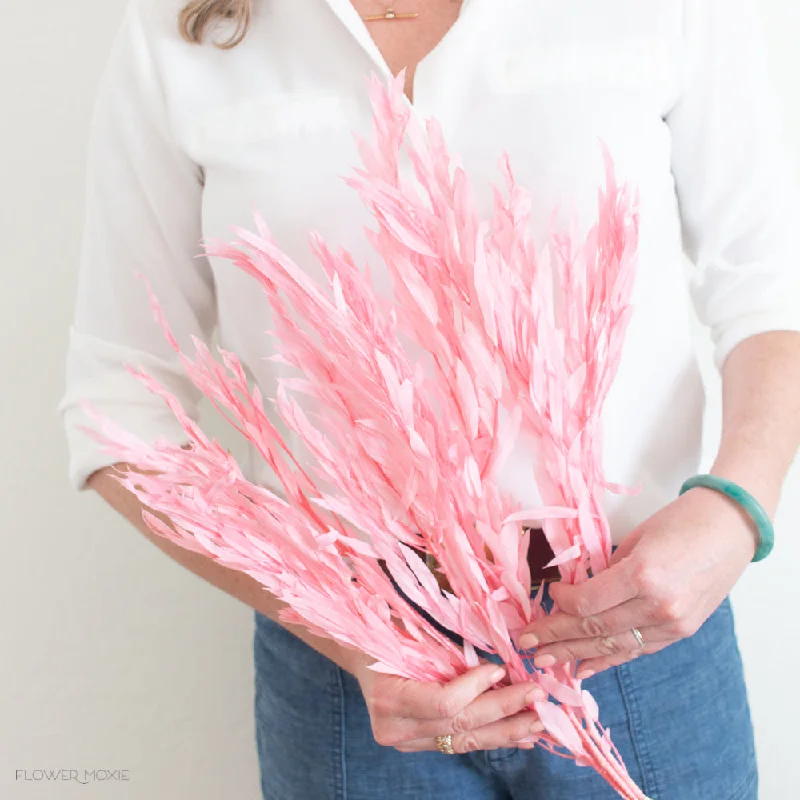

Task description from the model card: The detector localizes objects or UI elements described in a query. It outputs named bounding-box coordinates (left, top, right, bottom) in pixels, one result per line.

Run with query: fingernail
left=519, top=634, right=538, bottom=649
left=524, top=687, right=545, bottom=705
left=577, top=669, right=595, bottom=680
left=514, top=734, right=540, bottom=744
left=490, top=667, right=506, bottom=683
left=533, top=654, right=557, bottom=668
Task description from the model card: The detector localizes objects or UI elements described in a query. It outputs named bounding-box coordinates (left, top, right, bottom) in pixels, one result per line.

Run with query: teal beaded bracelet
left=679, top=474, right=774, bottom=562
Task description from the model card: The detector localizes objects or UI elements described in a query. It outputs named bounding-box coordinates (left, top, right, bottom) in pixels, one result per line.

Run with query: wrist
left=681, top=471, right=777, bottom=561
left=708, top=458, right=781, bottom=519
left=275, top=611, right=376, bottom=680
left=682, top=483, right=760, bottom=559
left=337, top=645, right=377, bottom=683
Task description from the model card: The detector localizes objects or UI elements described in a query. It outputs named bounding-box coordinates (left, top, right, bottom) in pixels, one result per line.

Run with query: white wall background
left=1, top=1, right=798, bottom=798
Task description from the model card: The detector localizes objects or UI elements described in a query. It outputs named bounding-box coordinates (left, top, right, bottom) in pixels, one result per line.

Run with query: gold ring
left=436, top=734, right=455, bottom=755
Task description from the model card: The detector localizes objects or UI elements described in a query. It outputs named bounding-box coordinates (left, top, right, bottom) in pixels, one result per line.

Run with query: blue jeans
left=253, top=588, right=757, bottom=799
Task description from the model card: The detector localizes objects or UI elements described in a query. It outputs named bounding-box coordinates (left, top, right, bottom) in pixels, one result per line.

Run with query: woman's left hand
left=518, top=486, right=761, bottom=678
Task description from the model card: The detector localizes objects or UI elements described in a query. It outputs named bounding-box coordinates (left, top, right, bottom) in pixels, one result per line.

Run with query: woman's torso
left=151, top=0, right=703, bottom=543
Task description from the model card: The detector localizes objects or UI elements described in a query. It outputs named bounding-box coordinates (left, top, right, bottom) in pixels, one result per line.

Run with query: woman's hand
left=352, top=658, right=545, bottom=754
left=518, top=486, right=760, bottom=678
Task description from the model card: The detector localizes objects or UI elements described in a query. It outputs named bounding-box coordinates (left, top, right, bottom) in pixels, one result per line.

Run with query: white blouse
left=59, top=0, right=800, bottom=543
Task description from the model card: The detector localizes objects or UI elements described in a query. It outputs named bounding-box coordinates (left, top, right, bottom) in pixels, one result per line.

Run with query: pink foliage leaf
left=83, top=72, right=646, bottom=800
left=534, top=699, right=587, bottom=756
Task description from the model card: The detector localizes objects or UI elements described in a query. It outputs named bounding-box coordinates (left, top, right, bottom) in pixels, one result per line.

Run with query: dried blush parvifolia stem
left=83, top=73, right=647, bottom=798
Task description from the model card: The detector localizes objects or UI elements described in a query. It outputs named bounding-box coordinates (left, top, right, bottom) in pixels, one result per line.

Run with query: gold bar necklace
left=363, top=4, right=419, bottom=21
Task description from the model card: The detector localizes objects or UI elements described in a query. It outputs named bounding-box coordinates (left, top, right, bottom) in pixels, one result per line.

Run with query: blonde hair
left=179, top=0, right=253, bottom=49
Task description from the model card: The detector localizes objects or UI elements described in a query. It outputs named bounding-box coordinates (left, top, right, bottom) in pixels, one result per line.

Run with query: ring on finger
left=435, top=734, right=455, bottom=755
left=631, top=627, right=645, bottom=648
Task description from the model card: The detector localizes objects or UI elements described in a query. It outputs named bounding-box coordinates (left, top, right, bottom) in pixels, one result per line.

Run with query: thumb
left=609, top=525, right=644, bottom=566
left=547, top=580, right=579, bottom=612
left=548, top=557, right=638, bottom=617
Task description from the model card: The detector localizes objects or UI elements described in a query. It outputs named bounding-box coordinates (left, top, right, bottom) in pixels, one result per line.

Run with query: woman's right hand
left=352, top=657, right=545, bottom=754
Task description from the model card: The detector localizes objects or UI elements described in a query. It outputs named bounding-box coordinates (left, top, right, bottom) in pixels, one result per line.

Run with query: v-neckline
left=321, top=0, right=474, bottom=106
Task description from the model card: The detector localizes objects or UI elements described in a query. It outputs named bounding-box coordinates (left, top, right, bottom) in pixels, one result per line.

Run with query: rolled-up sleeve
left=58, top=0, right=216, bottom=490
left=666, top=0, right=800, bottom=369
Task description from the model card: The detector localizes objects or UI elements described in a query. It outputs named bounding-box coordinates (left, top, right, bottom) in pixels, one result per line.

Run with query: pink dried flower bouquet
left=83, top=74, right=648, bottom=799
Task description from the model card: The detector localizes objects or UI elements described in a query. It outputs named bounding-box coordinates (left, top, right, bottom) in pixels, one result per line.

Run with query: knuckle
left=654, top=595, right=684, bottom=623
left=509, top=715, right=539, bottom=742
left=436, top=695, right=460, bottom=720
left=371, top=722, right=397, bottom=748
left=574, top=597, right=596, bottom=618
left=534, top=626, right=552, bottom=642
left=581, top=615, right=606, bottom=638
left=455, top=734, right=481, bottom=754
left=500, top=692, right=524, bottom=717
left=370, top=694, right=395, bottom=719
left=509, top=723, right=532, bottom=743
left=361, top=685, right=378, bottom=708
left=599, top=636, right=621, bottom=656
left=631, top=562, right=662, bottom=596
left=449, top=710, right=475, bottom=734
left=561, top=644, right=580, bottom=663
left=669, top=616, right=698, bottom=639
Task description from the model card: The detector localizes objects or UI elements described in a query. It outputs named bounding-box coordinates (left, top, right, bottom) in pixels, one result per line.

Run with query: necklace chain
left=362, top=0, right=419, bottom=22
